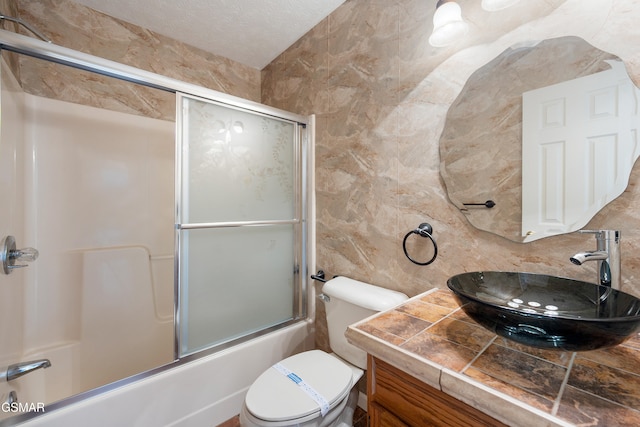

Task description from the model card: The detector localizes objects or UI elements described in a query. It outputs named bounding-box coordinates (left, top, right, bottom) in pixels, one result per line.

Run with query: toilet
left=240, top=277, right=408, bottom=427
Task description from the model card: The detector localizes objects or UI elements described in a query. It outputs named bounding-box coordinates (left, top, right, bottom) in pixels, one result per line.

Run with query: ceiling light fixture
left=428, top=0, right=469, bottom=47
left=481, top=0, right=521, bottom=12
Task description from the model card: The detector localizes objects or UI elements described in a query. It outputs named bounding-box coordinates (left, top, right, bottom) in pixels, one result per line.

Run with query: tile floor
left=216, top=406, right=367, bottom=427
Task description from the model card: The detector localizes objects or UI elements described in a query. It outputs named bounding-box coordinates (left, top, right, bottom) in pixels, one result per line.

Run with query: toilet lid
left=245, top=350, right=353, bottom=422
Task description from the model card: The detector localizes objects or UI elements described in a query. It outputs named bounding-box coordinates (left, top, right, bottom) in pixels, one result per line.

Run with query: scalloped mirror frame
left=439, top=36, right=638, bottom=243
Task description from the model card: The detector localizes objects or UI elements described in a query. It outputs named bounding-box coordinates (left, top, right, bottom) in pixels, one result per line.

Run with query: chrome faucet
left=1, top=359, right=51, bottom=382
left=570, top=230, right=621, bottom=289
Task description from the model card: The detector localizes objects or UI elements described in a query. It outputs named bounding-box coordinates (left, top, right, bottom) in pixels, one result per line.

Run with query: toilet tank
left=322, top=277, right=408, bottom=370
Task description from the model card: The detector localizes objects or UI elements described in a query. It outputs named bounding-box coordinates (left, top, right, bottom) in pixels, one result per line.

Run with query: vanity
left=346, top=288, right=640, bottom=427
left=366, top=356, right=505, bottom=426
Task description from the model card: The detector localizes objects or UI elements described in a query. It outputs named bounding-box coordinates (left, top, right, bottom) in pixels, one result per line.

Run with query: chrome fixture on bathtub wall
left=403, top=223, right=438, bottom=266
left=0, top=235, right=39, bottom=275
left=570, top=229, right=621, bottom=289
left=4, top=390, right=17, bottom=406
left=1, top=359, right=51, bottom=382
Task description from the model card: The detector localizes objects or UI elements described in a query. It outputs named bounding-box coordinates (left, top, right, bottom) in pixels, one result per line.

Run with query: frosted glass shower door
left=177, top=94, right=305, bottom=356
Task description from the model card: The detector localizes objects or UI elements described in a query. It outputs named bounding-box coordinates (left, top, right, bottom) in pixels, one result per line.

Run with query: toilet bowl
left=240, top=350, right=361, bottom=427
left=240, top=277, right=408, bottom=427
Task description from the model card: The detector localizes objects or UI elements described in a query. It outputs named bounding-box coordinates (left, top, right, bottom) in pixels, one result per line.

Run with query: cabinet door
left=369, top=402, right=409, bottom=427
left=368, top=356, right=506, bottom=427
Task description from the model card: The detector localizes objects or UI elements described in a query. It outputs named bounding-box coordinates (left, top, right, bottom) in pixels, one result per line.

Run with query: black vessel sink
left=447, top=271, right=640, bottom=351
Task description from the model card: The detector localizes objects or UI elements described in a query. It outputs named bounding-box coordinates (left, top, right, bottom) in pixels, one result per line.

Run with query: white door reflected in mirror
left=522, top=60, right=640, bottom=241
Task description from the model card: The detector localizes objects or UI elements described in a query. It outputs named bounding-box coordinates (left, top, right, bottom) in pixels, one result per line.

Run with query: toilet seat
left=245, top=350, right=353, bottom=422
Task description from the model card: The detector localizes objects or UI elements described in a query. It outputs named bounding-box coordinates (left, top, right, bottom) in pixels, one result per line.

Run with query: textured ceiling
left=72, top=0, right=346, bottom=70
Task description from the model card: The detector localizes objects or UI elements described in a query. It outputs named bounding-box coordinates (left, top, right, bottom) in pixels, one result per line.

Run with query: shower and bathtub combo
left=0, top=18, right=401, bottom=427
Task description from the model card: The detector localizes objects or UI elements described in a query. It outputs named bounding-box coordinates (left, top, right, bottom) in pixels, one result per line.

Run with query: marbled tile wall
left=261, top=0, right=640, bottom=351
left=0, top=0, right=21, bottom=79
left=1, top=0, right=261, bottom=120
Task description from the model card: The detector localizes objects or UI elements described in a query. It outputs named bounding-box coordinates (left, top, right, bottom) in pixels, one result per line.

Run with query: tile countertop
left=345, top=288, right=640, bottom=427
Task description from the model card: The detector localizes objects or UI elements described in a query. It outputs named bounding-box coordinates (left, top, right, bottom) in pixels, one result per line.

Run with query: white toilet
left=240, top=277, right=408, bottom=427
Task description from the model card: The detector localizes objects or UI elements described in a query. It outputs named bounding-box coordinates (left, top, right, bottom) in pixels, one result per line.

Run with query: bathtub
left=9, top=320, right=313, bottom=427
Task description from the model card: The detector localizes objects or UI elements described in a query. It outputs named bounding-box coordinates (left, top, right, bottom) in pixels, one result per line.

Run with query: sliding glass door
left=177, top=94, right=306, bottom=356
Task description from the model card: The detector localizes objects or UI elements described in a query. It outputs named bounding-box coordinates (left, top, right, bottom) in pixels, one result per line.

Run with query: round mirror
left=440, top=36, right=640, bottom=242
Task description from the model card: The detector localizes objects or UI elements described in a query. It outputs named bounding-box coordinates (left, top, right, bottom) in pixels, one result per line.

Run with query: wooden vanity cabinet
left=367, top=356, right=506, bottom=427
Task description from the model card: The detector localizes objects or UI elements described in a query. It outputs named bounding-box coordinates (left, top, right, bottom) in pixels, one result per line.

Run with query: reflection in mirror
left=0, top=50, right=175, bottom=421
left=439, top=36, right=640, bottom=242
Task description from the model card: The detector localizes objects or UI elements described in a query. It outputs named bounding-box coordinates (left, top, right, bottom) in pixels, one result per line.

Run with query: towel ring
left=403, top=223, right=438, bottom=266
